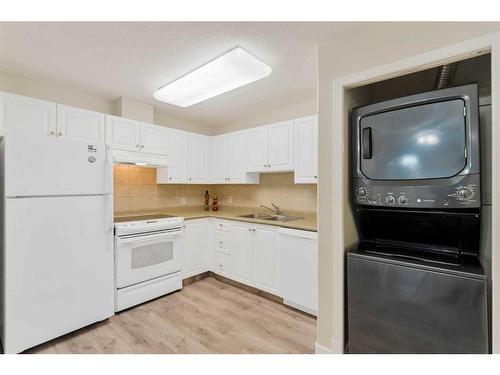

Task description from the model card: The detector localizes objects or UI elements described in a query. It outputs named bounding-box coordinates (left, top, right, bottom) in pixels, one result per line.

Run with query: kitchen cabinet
left=213, top=132, right=259, bottom=184
left=106, top=115, right=140, bottom=152
left=277, top=228, right=318, bottom=315
left=230, top=223, right=255, bottom=285
left=254, top=226, right=278, bottom=294
left=106, top=115, right=168, bottom=155
left=294, top=116, right=318, bottom=184
left=245, top=120, right=294, bottom=173
left=187, top=133, right=208, bottom=183
left=0, top=91, right=56, bottom=136
left=157, top=128, right=187, bottom=183
left=140, top=123, right=169, bottom=155
left=57, top=105, right=105, bottom=143
left=182, top=220, right=207, bottom=279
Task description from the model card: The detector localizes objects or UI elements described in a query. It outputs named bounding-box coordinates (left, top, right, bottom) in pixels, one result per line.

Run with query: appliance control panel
left=353, top=175, right=480, bottom=209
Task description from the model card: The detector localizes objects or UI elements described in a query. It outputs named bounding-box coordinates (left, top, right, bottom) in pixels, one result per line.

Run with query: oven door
left=359, top=99, right=467, bottom=180
left=116, top=229, right=182, bottom=289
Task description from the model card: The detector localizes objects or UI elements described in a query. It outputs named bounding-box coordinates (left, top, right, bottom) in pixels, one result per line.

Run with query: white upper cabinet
left=245, top=126, right=268, bottom=172
left=213, top=135, right=228, bottom=183
left=187, top=133, right=207, bottom=183
left=0, top=92, right=56, bottom=136
left=106, top=115, right=140, bottom=152
left=212, top=132, right=259, bottom=184
left=140, top=123, right=168, bottom=155
left=163, top=128, right=187, bottom=183
left=57, top=105, right=105, bottom=144
left=294, top=116, right=318, bottom=184
left=267, top=120, right=294, bottom=171
left=245, top=120, right=294, bottom=173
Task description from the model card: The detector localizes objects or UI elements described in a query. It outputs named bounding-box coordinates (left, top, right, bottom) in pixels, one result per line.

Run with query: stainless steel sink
left=239, top=213, right=274, bottom=219
left=239, top=213, right=302, bottom=222
left=263, top=215, right=303, bottom=222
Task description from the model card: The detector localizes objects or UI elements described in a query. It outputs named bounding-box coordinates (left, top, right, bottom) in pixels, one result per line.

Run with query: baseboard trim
left=315, top=342, right=333, bottom=354
left=330, top=338, right=345, bottom=354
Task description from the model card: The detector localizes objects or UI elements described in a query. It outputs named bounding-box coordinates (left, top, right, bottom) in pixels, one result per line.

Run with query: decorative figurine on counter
left=212, top=192, right=219, bottom=211
left=204, top=190, right=210, bottom=211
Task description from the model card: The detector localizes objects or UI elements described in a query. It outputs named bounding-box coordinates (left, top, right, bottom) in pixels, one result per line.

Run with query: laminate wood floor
left=24, top=277, right=317, bottom=354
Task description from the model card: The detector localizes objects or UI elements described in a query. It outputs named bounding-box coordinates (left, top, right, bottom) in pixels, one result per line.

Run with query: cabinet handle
left=49, top=131, right=55, bottom=136
left=136, top=144, right=140, bottom=148
left=189, top=177, right=192, bottom=181
left=140, top=145, right=144, bottom=149
left=58, top=132, right=62, bottom=137
left=314, top=175, right=318, bottom=178
left=169, top=177, right=172, bottom=180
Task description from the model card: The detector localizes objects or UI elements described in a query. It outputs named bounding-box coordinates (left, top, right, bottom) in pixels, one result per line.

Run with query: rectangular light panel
left=153, top=47, right=272, bottom=108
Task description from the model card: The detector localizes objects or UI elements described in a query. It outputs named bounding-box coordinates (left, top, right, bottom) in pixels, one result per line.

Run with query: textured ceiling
left=0, top=22, right=360, bottom=127
left=2, top=22, right=499, bottom=128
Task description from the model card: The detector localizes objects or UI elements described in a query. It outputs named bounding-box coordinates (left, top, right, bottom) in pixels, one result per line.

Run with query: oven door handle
left=117, top=231, right=182, bottom=248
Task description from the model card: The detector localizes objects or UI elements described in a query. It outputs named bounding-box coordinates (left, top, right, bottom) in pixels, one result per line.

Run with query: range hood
left=112, top=149, right=169, bottom=168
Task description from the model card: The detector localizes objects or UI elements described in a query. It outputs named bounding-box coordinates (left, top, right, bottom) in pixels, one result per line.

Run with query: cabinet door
left=57, top=104, right=105, bottom=143
left=254, top=227, right=278, bottom=293
left=245, top=126, right=268, bottom=172
left=213, top=135, right=228, bottom=183
left=183, top=221, right=206, bottom=278
left=0, top=92, right=56, bottom=136
left=105, top=115, right=140, bottom=152
left=268, top=120, right=294, bottom=171
left=294, top=116, right=318, bottom=183
left=166, top=129, right=187, bottom=183
left=140, top=123, right=168, bottom=155
left=230, top=224, right=254, bottom=285
left=227, top=131, right=247, bottom=183
left=278, top=229, right=318, bottom=315
left=187, top=133, right=207, bottom=183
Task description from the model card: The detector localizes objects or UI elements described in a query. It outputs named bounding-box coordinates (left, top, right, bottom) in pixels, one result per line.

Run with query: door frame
left=330, top=32, right=500, bottom=353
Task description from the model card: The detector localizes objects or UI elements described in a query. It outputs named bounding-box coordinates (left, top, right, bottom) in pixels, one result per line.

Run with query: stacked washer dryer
left=347, top=83, right=489, bottom=353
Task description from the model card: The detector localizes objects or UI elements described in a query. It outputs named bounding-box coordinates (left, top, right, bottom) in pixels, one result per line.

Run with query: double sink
left=239, top=213, right=302, bottom=222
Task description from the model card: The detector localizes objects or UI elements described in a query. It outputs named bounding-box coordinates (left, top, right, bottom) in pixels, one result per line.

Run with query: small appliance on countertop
left=114, top=214, right=185, bottom=312
left=347, top=83, right=489, bottom=354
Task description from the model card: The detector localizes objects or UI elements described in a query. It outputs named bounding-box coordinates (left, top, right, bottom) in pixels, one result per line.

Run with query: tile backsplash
left=113, top=166, right=317, bottom=214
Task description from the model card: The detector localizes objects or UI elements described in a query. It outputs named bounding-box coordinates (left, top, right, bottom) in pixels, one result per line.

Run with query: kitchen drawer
left=214, top=252, right=230, bottom=275
left=216, top=234, right=230, bottom=254
left=215, top=221, right=231, bottom=233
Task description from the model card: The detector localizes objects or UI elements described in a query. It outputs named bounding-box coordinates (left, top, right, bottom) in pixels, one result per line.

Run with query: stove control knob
left=386, top=196, right=395, bottom=205
left=398, top=196, right=408, bottom=205
left=458, top=188, right=473, bottom=199
left=356, top=188, right=367, bottom=197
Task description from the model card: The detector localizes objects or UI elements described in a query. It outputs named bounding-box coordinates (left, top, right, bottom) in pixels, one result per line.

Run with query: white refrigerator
left=1, top=130, right=114, bottom=353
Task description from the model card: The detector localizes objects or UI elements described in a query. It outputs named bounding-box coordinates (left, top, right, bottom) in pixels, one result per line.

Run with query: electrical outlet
left=228, top=196, right=233, bottom=204
left=180, top=197, right=186, bottom=205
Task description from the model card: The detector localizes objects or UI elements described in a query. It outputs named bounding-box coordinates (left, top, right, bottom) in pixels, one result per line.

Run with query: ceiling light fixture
left=153, top=47, right=272, bottom=108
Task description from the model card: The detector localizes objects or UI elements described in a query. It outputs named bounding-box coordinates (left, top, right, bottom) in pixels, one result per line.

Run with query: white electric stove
left=114, top=214, right=185, bottom=311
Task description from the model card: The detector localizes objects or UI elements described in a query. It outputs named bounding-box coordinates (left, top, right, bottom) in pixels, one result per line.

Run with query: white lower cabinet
left=254, top=227, right=278, bottom=294
left=182, top=219, right=207, bottom=279
left=230, top=223, right=255, bottom=285
left=277, top=228, right=318, bottom=315
left=181, top=218, right=317, bottom=315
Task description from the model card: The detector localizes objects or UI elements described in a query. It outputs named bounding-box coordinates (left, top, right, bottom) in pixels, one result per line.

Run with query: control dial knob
left=457, top=188, right=473, bottom=199
left=385, top=196, right=395, bottom=205
left=356, top=188, right=367, bottom=197
left=398, top=196, right=408, bottom=205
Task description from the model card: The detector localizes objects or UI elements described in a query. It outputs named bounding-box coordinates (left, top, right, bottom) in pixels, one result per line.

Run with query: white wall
left=316, top=22, right=500, bottom=352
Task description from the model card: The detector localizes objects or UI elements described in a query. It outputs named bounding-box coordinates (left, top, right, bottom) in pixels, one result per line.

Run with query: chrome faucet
left=260, top=203, right=281, bottom=215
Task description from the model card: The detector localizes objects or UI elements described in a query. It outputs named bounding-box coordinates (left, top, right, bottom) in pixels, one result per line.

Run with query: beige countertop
left=114, top=206, right=317, bottom=232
